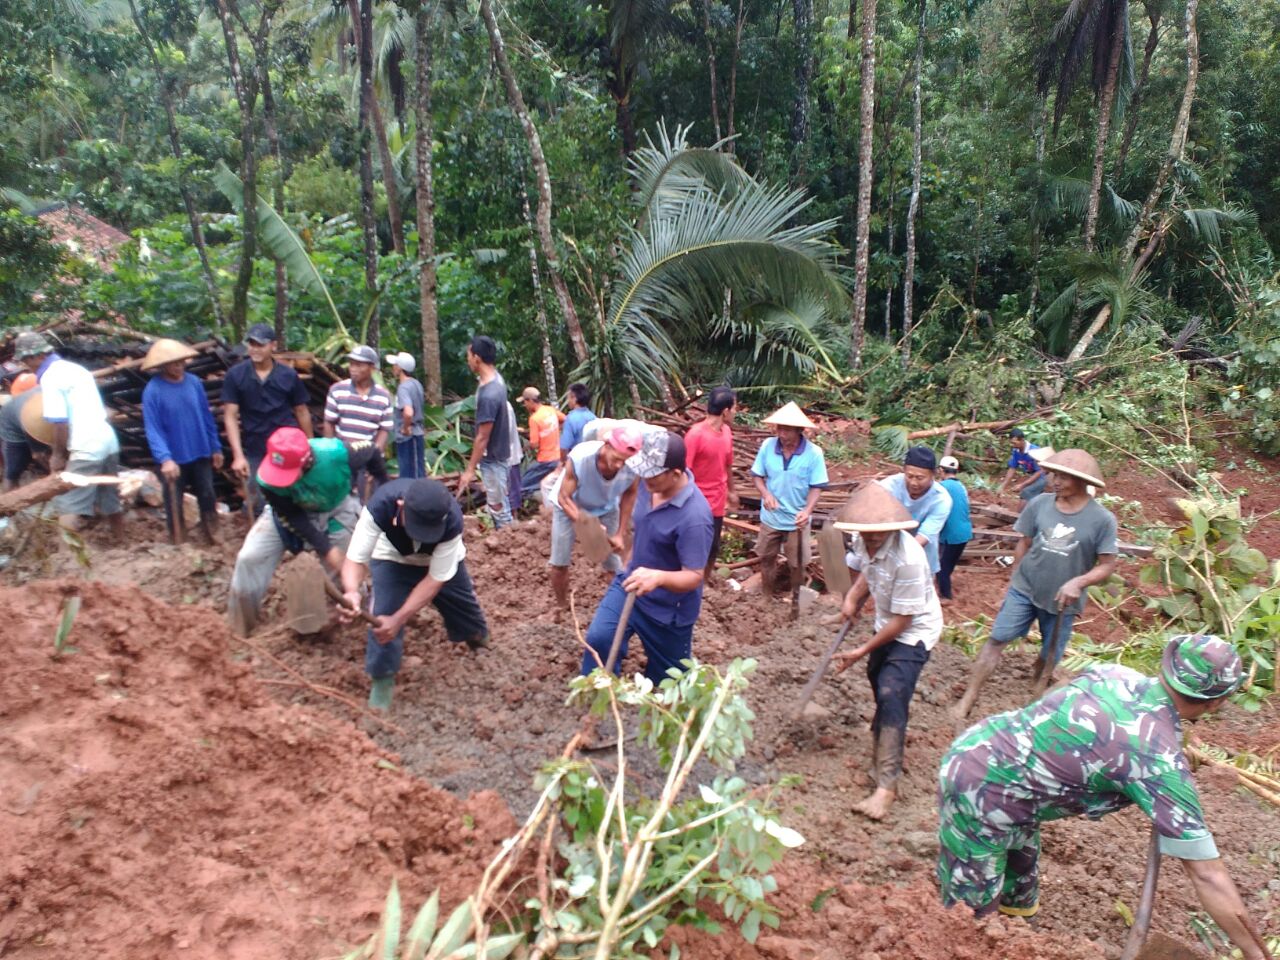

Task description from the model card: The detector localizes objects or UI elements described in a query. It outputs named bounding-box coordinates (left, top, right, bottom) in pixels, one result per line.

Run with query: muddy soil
left=3, top=455, right=1278, bottom=960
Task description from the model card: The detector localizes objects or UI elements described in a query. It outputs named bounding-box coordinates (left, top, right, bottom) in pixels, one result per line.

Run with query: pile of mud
left=0, top=580, right=515, bottom=959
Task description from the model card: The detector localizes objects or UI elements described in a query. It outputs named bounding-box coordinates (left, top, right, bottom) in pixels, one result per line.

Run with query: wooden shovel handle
left=321, top=574, right=380, bottom=626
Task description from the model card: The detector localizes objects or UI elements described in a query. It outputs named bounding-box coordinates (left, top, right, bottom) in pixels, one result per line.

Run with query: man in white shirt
left=14, top=331, right=122, bottom=533
left=832, top=482, right=943, bottom=822
left=339, top=477, right=489, bottom=710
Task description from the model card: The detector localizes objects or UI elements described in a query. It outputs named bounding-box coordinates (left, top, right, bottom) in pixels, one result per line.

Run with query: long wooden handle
left=603, top=592, right=637, bottom=675
left=792, top=619, right=854, bottom=721
left=321, top=574, right=380, bottom=626
left=165, top=476, right=185, bottom=545
left=1120, top=825, right=1161, bottom=960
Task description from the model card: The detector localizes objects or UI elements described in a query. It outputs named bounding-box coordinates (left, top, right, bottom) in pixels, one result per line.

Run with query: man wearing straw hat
left=831, top=483, right=943, bottom=821
left=750, top=401, right=829, bottom=611
left=141, top=338, right=224, bottom=543
left=952, top=449, right=1118, bottom=721
left=14, top=330, right=123, bottom=534
left=937, top=635, right=1270, bottom=960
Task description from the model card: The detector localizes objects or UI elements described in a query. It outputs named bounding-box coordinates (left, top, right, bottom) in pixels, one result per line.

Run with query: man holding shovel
left=339, top=477, right=489, bottom=710
left=579, top=431, right=713, bottom=684
left=937, top=635, right=1270, bottom=960
left=548, top=422, right=641, bottom=619
left=751, top=402, right=829, bottom=609
left=951, top=449, right=1118, bottom=721
left=831, top=483, right=943, bottom=821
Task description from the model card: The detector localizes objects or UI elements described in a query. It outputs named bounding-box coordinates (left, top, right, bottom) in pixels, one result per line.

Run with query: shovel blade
left=1133, top=932, right=1206, bottom=960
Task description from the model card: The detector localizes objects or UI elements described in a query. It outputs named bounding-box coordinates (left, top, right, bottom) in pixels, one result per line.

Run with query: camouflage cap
left=13, top=331, right=54, bottom=360
left=1161, top=634, right=1243, bottom=700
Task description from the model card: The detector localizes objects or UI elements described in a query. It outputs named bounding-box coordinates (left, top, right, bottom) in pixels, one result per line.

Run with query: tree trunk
left=849, top=0, right=877, bottom=368
left=346, top=0, right=405, bottom=255
left=357, top=0, right=381, bottom=349
left=259, top=59, right=289, bottom=346
left=791, top=0, right=814, bottom=169
left=415, top=2, right=442, bottom=405
left=126, top=0, right=226, bottom=332
left=883, top=166, right=895, bottom=339
left=725, top=0, right=746, bottom=153
left=701, top=0, right=723, bottom=142
left=520, top=186, right=558, bottom=400
left=901, top=0, right=924, bottom=371
left=1082, top=1, right=1127, bottom=254
left=1069, top=0, right=1197, bottom=363
left=1116, top=5, right=1162, bottom=176
left=1028, top=98, right=1047, bottom=317
left=478, top=0, right=588, bottom=363
left=213, top=0, right=260, bottom=340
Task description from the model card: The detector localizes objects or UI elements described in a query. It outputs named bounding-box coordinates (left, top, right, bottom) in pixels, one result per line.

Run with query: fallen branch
left=0, top=474, right=76, bottom=517
left=905, top=408, right=1052, bottom=440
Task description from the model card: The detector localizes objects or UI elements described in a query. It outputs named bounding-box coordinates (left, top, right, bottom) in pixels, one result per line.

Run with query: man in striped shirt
left=323, top=344, right=394, bottom=448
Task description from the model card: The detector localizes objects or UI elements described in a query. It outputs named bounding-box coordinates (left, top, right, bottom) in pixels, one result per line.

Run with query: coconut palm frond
left=1038, top=174, right=1138, bottom=226
left=1038, top=0, right=1133, bottom=131
left=609, top=0, right=678, bottom=75
left=1175, top=205, right=1256, bottom=248
left=629, top=121, right=753, bottom=216
left=711, top=292, right=847, bottom=385
left=1038, top=280, right=1080, bottom=355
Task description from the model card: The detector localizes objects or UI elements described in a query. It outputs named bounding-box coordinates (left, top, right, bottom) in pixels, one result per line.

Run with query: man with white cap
left=952, top=449, right=1118, bottom=720
left=936, top=455, right=972, bottom=603
left=938, top=635, right=1270, bottom=960
left=579, top=430, right=714, bottom=684
left=339, top=477, right=489, bottom=710
left=13, top=330, right=123, bottom=533
left=549, top=421, right=641, bottom=618
left=831, top=483, right=943, bottom=821
left=141, top=338, right=224, bottom=543
left=750, top=401, right=829, bottom=609
left=385, top=351, right=425, bottom=479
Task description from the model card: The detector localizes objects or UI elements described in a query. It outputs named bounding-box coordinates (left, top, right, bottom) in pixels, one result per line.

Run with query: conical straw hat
left=762, top=401, right=816, bottom=430
left=19, top=389, right=55, bottom=445
left=1041, top=449, right=1105, bottom=488
left=832, top=483, right=919, bottom=533
left=141, top=338, right=198, bottom=371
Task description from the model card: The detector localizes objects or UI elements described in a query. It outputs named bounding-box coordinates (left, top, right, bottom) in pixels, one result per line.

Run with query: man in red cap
left=226, top=426, right=388, bottom=636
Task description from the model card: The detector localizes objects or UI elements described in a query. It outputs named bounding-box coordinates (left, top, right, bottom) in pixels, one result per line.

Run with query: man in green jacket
left=227, top=426, right=387, bottom=636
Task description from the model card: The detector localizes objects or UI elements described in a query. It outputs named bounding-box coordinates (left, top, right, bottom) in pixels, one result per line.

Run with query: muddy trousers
left=936, top=782, right=1041, bottom=918
left=159, top=457, right=217, bottom=538
left=364, top=559, right=489, bottom=679
left=226, top=497, right=359, bottom=636
left=866, top=641, right=930, bottom=788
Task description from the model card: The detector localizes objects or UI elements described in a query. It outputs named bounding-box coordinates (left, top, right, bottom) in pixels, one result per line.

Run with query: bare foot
left=852, top=787, right=895, bottom=821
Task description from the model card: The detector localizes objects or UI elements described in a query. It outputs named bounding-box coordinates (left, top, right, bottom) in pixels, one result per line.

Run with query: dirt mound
left=0, top=580, right=516, bottom=960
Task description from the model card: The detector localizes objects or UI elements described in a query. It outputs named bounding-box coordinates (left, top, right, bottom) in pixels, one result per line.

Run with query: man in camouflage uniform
left=937, top=635, right=1271, bottom=960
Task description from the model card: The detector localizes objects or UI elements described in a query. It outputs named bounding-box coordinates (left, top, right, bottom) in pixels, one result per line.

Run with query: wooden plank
left=971, top=502, right=1020, bottom=524
left=817, top=523, right=852, bottom=597
left=723, top=516, right=761, bottom=535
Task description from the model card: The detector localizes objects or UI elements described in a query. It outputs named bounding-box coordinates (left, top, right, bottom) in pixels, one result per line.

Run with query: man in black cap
left=222, top=323, right=314, bottom=516
left=872, top=446, right=952, bottom=577
left=340, top=477, right=489, bottom=709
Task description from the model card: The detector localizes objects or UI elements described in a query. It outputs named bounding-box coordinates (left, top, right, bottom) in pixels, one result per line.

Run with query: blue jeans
left=580, top=580, right=694, bottom=685
left=365, top=558, right=489, bottom=678
left=990, top=587, right=1076, bottom=666
left=520, top=459, right=557, bottom=502
left=395, top=435, right=425, bottom=479
left=478, top=460, right=513, bottom=528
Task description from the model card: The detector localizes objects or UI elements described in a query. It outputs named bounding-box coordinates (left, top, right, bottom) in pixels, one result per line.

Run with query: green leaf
left=211, top=160, right=347, bottom=336
left=374, top=879, right=401, bottom=960
left=403, top=890, right=440, bottom=960
left=427, top=898, right=473, bottom=957
left=810, top=887, right=837, bottom=912
left=53, top=595, right=82, bottom=656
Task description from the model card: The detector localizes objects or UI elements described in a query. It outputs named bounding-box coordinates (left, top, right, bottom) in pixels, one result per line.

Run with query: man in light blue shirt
left=877, top=446, right=951, bottom=575
left=751, top=402, right=828, bottom=608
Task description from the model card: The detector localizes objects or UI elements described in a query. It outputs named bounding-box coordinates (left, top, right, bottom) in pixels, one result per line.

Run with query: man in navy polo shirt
left=223, top=323, right=314, bottom=515
left=997, top=428, right=1047, bottom=508
left=580, top=430, right=714, bottom=684
left=340, top=478, right=489, bottom=710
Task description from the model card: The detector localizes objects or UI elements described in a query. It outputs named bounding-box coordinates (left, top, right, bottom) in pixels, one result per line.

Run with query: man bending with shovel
left=831, top=483, right=943, bottom=821
left=937, top=635, right=1270, bottom=960
left=951, top=449, right=1117, bottom=721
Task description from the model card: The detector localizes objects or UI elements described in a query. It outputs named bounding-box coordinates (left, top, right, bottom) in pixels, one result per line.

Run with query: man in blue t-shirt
left=998, top=428, right=1047, bottom=507
left=559, top=382, right=597, bottom=458
left=141, top=339, right=224, bottom=543
left=751, top=401, right=829, bottom=609
left=579, top=430, right=714, bottom=685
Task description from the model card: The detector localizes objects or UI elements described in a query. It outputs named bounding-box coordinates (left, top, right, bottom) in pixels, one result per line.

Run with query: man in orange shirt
left=520, top=386, right=565, bottom=502
left=683, top=386, right=738, bottom=581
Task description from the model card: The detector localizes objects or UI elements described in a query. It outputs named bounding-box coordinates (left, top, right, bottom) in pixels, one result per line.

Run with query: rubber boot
left=199, top=512, right=220, bottom=546
left=368, top=676, right=395, bottom=711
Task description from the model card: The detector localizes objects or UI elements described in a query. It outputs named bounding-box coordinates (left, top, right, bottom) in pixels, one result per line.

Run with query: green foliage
left=341, top=882, right=523, bottom=960
left=52, top=595, right=82, bottom=659
left=0, top=209, right=66, bottom=323
left=1222, top=276, right=1280, bottom=455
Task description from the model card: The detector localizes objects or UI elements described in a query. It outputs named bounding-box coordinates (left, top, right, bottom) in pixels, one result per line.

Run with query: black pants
left=3, top=439, right=33, bottom=484
left=937, top=541, right=968, bottom=599
left=866, top=640, right=931, bottom=737
left=160, top=457, right=217, bottom=534
left=706, top=515, right=724, bottom=572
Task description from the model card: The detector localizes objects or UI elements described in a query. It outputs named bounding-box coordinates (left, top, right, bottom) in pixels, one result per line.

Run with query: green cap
left=1160, top=634, right=1243, bottom=700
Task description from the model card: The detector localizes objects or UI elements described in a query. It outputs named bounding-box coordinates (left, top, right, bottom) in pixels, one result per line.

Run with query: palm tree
left=578, top=124, right=849, bottom=408
left=1037, top=0, right=1135, bottom=253
left=605, top=0, right=679, bottom=156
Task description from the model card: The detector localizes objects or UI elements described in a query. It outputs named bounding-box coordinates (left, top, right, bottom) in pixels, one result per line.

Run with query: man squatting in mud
left=831, top=482, right=943, bottom=822
left=937, top=634, right=1271, bottom=960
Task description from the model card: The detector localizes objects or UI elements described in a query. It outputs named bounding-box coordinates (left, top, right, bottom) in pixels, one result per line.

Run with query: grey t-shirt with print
left=475, top=377, right=511, bottom=465
left=1011, top=493, right=1118, bottom=614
